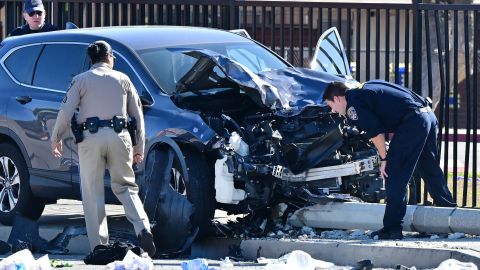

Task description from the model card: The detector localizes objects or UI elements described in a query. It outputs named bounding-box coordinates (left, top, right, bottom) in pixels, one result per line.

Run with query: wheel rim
left=0, top=156, right=20, bottom=213
left=170, top=167, right=187, bottom=196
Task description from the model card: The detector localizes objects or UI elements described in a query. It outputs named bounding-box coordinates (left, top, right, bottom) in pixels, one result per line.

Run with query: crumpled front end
left=172, top=49, right=385, bottom=213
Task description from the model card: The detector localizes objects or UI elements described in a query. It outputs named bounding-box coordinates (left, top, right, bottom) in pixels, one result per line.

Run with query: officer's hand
left=133, top=153, right=143, bottom=164
left=52, top=141, right=63, bottom=158
left=380, top=161, right=388, bottom=180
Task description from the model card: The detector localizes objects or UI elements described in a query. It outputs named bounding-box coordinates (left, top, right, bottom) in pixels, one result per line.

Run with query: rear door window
left=33, top=44, right=87, bottom=91
left=3, top=44, right=43, bottom=84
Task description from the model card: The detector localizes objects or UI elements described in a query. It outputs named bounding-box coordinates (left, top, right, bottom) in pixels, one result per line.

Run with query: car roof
left=2, top=26, right=252, bottom=51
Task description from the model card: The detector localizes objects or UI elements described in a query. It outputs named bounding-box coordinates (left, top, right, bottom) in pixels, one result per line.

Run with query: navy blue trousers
left=383, top=111, right=456, bottom=232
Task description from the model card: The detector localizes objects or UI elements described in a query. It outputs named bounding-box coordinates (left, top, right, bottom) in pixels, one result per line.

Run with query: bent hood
left=175, top=49, right=357, bottom=111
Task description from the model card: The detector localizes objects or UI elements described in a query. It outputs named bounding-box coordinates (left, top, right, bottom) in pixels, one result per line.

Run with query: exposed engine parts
left=206, top=105, right=385, bottom=213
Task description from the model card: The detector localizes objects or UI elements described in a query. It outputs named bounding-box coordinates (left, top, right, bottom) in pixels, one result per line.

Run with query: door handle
left=15, top=96, right=32, bottom=104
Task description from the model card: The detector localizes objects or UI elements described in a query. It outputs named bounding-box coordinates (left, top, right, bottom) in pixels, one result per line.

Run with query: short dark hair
left=322, top=81, right=349, bottom=101
left=87, top=40, right=112, bottom=64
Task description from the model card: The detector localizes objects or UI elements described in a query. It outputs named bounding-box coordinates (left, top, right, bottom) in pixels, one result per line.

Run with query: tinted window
left=4, top=45, right=43, bottom=84
left=33, top=44, right=87, bottom=91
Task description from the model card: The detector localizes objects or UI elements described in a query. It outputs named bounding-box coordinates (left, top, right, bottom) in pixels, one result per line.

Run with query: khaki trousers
left=78, top=128, right=150, bottom=251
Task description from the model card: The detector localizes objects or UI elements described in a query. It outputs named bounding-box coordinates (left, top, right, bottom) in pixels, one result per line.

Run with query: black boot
left=138, top=229, right=156, bottom=257
left=370, top=228, right=403, bottom=240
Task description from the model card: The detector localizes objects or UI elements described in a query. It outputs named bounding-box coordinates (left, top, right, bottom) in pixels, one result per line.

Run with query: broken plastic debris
left=272, top=203, right=288, bottom=220
left=447, top=232, right=466, bottom=240
left=0, top=249, right=52, bottom=270
left=181, top=258, right=216, bottom=270
left=219, top=257, right=234, bottom=267
left=320, top=230, right=349, bottom=239
left=263, top=250, right=334, bottom=270
left=349, top=229, right=366, bottom=238
left=107, top=250, right=153, bottom=270
left=300, top=226, right=314, bottom=235
left=435, top=259, right=477, bottom=270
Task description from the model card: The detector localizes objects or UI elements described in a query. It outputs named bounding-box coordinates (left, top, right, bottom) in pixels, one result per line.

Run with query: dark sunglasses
left=28, top=11, right=43, bottom=17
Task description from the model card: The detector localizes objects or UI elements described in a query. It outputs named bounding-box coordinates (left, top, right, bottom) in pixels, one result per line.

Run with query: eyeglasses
left=28, top=11, right=43, bottom=17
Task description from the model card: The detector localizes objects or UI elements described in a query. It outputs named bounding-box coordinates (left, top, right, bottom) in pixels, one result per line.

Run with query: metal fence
left=0, top=0, right=479, bottom=207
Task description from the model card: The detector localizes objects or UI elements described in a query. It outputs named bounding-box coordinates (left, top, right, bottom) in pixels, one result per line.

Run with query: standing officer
left=9, top=0, right=58, bottom=37
left=323, top=80, right=456, bottom=240
left=51, top=40, right=156, bottom=256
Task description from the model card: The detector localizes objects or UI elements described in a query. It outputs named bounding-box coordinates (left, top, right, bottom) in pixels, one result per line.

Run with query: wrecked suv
left=0, top=26, right=384, bottom=252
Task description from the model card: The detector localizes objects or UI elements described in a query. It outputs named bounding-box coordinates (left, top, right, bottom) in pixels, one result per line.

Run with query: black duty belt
left=82, top=119, right=116, bottom=130
left=402, top=107, right=432, bottom=123
left=81, top=116, right=128, bottom=133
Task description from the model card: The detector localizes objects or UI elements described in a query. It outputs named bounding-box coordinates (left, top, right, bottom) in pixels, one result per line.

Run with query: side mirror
left=65, top=22, right=79, bottom=30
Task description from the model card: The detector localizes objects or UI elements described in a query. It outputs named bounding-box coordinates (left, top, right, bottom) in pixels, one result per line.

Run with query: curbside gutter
left=192, top=238, right=480, bottom=268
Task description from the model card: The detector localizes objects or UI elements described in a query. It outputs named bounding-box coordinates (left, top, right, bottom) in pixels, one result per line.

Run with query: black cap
left=24, top=0, right=44, bottom=14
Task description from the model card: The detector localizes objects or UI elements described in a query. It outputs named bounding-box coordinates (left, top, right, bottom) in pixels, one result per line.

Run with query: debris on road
left=50, top=259, right=73, bottom=268
left=435, top=259, right=477, bottom=270
left=258, top=250, right=334, bottom=270
left=0, top=249, right=51, bottom=270
left=181, top=258, right=216, bottom=270
left=447, top=232, right=466, bottom=240
left=84, top=242, right=144, bottom=265
left=107, top=250, right=153, bottom=270
left=219, top=257, right=234, bottom=267
left=8, top=214, right=86, bottom=255
left=356, top=259, right=374, bottom=270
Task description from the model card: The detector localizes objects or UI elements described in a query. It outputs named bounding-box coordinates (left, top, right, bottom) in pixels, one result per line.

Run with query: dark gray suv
left=0, top=26, right=384, bottom=251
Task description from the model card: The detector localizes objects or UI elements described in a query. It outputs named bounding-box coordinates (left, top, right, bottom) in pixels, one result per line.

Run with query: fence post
left=412, top=0, right=422, bottom=94
left=229, top=0, right=236, bottom=30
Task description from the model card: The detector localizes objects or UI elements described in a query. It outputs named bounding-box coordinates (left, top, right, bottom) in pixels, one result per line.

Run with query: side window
left=113, top=54, right=146, bottom=96
left=4, top=45, right=43, bottom=84
left=33, top=44, right=87, bottom=91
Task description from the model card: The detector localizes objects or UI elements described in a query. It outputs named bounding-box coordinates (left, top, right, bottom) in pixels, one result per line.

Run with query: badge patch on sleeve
left=67, top=79, right=75, bottom=91
left=347, top=107, right=358, bottom=120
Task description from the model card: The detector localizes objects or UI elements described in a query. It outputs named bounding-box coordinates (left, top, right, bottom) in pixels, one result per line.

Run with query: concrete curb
left=1, top=224, right=480, bottom=268
left=192, top=238, right=480, bottom=268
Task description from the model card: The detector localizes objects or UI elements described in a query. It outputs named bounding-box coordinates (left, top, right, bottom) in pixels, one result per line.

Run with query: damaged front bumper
left=272, top=156, right=376, bottom=182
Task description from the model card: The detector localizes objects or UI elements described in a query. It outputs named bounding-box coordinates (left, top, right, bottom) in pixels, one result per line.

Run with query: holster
left=127, top=117, right=137, bottom=146
left=70, top=116, right=84, bottom=144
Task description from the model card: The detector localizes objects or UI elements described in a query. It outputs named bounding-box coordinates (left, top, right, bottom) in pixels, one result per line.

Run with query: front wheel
left=0, top=143, right=45, bottom=225
left=141, top=145, right=215, bottom=255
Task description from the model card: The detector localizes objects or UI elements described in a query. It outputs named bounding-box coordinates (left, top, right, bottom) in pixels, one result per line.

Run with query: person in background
left=8, top=0, right=58, bottom=37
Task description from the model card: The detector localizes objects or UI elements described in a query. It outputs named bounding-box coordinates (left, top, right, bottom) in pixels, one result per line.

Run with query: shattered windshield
left=136, top=42, right=288, bottom=94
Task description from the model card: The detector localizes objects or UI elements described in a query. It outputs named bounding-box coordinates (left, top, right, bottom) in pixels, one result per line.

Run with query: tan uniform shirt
left=51, top=62, right=145, bottom=156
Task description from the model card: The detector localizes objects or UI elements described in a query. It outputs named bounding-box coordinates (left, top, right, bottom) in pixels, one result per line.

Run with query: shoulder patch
left=67, top=79, right=75, bottom=91
left=347, top=106, right=358, bottom=120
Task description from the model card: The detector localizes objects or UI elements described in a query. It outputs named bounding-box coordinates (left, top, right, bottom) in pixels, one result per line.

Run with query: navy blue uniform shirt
left=345, top=80, right=427, bottom=138
left=8, top=23, right=58, bottom=37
